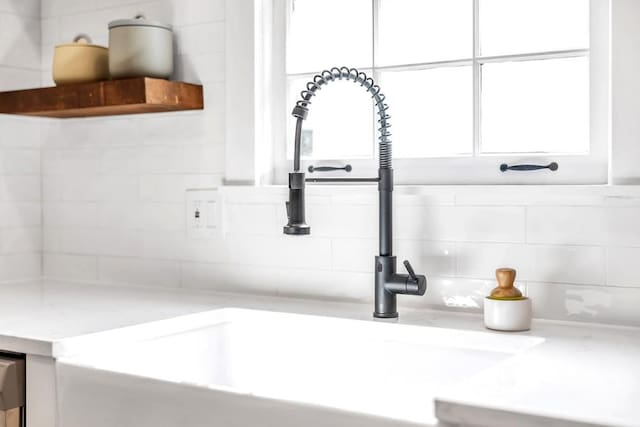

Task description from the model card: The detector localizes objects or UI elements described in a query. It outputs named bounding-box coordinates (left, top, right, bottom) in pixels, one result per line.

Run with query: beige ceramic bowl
left=53, top=35, right=109, bottom=85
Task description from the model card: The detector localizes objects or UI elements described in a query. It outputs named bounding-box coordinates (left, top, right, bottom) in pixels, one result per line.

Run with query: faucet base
left=373, top=311, right=398, bottom=319
left=374, top=255, right=427, bottom=318
left=283, top=225, right=310, bottom=235
left=374, top=255, right=399, bottom=318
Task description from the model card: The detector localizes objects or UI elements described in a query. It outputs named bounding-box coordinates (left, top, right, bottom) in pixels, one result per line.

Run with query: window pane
left=286, top=77, right=374, bottom=160
left=481, top=57, right=589, bottom=154
left=480, top=0, right=589, bottom=56
left=381, top=66, right=473, bottom=158
left=377, top=0, right=472, bottom=66
left=287, top=0, right=372, bottom=74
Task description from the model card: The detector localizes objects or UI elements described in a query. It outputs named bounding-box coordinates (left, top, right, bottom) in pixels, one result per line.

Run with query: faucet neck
left=378, top=168, right=393, bottom=256
left=293, top=118, right=304, bottom=172
left=291, top=67, right=392, bottom=172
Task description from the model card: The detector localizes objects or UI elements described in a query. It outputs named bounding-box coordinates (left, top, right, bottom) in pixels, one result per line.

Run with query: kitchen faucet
left=283, top=67, right=427, bottom=319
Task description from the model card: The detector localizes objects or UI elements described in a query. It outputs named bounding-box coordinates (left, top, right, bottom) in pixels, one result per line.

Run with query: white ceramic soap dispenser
left=484, top=268, right=532, bottom=332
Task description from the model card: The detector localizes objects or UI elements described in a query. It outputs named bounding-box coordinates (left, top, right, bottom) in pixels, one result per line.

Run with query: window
left=269, top=0, right=609, bottom=184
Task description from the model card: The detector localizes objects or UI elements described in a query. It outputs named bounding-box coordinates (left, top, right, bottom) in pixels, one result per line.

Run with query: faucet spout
left=283, top=67, right=427, bottom=318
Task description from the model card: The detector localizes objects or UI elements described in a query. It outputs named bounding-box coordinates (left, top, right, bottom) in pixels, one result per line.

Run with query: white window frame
left=257, top=0, right=610, bottom=185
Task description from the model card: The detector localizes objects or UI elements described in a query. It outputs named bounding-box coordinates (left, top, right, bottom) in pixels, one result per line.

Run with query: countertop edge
left=434, top=399, right=617, bottom=427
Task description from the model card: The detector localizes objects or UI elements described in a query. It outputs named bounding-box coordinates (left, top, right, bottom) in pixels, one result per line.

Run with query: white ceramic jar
left=108, top=15, right=173, bottom=79
left=484, top=297, right=532, bottom=332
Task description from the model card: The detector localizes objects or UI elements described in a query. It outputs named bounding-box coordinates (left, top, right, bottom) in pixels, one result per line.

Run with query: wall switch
left=186, top=189, right=220, bottom=239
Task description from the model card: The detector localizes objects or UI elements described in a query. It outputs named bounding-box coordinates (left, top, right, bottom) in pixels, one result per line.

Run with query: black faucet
left=283, top=67, right=427, bottom=319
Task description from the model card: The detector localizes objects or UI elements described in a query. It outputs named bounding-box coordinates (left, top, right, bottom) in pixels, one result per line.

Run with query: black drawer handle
left=308, top=164, right=352, bottom=173
left=500, top=162, right=559, bottom=172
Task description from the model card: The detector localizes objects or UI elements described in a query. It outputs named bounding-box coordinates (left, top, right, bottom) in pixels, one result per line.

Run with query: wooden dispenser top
left=490, top=268, right=524, bottom=299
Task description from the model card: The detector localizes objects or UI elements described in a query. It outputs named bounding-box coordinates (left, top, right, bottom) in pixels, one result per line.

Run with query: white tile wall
left=0, top=1, right=40, bottom=91
left=527, top=206, right=606, bottom=245
left=527, top=281, right=640, bottom=326
left=606, top=247, right=640, bottom=288
left=198, top=186, right=640, bottom=327
left=98, top=256, right=181, bottom=288
left=0, top=253, right=41, bottom=281
left=0, top=0, right=39, bottom=17
left=0, top=0, right=42, bottom=281
left=42, top=177, right=640, bottom=328
left=1, top=0, right=634, bottom=329
left=39, top=0, right=226, bottom=293
left=44, top=253, right=97, bottom=282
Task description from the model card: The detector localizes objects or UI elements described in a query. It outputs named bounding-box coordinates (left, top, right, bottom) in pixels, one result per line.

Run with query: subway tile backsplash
left=41, top=181, right=640, bottom=328
left=526, top=206, right=607, bottom=245
left=2, top=0, right=640, bottom=329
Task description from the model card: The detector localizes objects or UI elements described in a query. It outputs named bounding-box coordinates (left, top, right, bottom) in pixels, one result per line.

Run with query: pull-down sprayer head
left=283, top=172, right=310, bottom=235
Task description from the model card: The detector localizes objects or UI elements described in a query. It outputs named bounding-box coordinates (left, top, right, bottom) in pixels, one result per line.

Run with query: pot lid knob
left=73, top=34, right=92, bottom=44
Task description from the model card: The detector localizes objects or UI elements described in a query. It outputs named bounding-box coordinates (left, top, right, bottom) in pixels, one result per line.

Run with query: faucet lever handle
left=403, top=260, right=418, bottom=281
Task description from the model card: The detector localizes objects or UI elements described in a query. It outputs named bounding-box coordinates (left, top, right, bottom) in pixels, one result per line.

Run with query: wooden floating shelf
left=0, top=77, right=203, bottom=118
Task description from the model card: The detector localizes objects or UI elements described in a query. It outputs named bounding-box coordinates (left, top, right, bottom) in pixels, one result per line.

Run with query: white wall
left=0, top=0, right=42, bottom=281
left=40, top=0, right=225, bottom=283
left=31, top=0, right=640, bottom=328
left=0, top=0, right=40, bottom=90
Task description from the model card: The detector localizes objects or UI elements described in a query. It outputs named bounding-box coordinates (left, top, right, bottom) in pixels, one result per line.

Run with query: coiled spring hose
left=291, top=66, right=392, bottom=171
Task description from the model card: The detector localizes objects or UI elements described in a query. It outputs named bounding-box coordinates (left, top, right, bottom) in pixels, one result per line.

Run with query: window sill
left=221, top=184, right=640, bottom=207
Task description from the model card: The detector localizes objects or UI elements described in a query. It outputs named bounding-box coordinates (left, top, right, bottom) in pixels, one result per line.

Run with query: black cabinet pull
left=500, top=162, right=558, bottom=172
left=308, top=164, right=352, bottom=173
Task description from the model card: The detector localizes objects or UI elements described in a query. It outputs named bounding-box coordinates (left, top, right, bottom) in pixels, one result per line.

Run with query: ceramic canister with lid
left=108, top=15, right=173, bottom=79
left=52, top=34, right=109, bottom=85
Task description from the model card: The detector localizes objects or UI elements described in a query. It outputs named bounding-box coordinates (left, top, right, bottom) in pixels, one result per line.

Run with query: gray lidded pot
left=108, top=15, right=173, bottom=79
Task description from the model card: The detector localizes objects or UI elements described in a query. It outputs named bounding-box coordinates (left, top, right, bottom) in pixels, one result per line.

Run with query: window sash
left=267, top=0, right=608, bottom=185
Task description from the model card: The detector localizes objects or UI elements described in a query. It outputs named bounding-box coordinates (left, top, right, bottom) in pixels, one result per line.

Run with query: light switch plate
left=186, top=189, right=221, bottom=239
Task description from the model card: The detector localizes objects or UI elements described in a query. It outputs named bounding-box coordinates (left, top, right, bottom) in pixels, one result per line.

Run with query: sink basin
left=57, top=308, right=543, bottom=427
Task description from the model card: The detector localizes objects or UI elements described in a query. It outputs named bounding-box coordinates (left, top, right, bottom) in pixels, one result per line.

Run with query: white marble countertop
left=0, top=280, right=237, bottom=356
left=0, top=279, right=638, bottom=427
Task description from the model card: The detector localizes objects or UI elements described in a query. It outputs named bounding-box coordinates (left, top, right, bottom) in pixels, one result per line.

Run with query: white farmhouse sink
left=57, top=308, right=543, bottom=427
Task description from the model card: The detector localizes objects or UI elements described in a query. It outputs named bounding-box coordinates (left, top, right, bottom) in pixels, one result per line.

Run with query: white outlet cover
left=186, top=189, right=221, bottom=239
